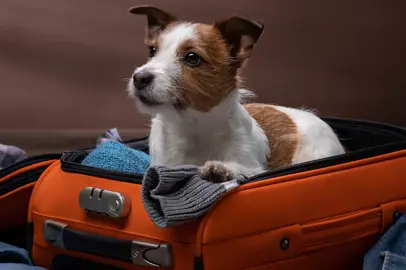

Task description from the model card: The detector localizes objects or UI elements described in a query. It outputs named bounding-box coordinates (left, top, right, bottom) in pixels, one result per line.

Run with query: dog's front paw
left=198, top=161, right=234, bottom=183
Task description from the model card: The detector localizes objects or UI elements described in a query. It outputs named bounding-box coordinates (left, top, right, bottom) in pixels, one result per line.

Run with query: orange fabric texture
left=29, top=151, right=406, bottom=270
left=0, top=160, right=56, bottom=231
left=0, top=183, right=35, bottom=230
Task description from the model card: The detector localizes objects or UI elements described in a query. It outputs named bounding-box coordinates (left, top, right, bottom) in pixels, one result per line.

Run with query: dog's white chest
left=150, top=129, right=230, bottom=166
left=149, top=121, right=233, bottom=166
left=148, top=104, right=270, bottom=169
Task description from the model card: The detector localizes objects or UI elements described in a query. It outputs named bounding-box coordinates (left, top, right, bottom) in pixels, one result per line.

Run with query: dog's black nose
left=133, top=71, right=154, bottom=90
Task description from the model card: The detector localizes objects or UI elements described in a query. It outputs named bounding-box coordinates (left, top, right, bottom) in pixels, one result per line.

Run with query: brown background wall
left=0, top=0, right=405, bottom=152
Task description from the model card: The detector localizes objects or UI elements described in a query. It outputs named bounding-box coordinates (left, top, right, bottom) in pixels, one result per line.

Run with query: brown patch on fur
left=130, top=5, right=177, bottom=46
left=131, top=6, right=264, bottom=112
left=176, top=24, right=242, bottom=112
left=144, top=22, right=181, bottom=49
left=214, top=16, right=264, bottom=68
left=144, top=25, right=162, bottom=46
left=244, top=104, right=299, bottom=168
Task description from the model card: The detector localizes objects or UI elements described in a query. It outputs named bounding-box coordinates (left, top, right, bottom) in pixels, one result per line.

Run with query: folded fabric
left=363, top=213, right=406, bottom=270
left=0, top=242, right=46, bottom=270
left=0, top=144, right=27, bottom=170
left=142, top=165, right=246, bottom=228
left=81, top=140, right=150, bottom=175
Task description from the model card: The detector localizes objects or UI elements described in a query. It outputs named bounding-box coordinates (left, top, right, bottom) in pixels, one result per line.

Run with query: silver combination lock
left=78, top=187, right=131, bottom=218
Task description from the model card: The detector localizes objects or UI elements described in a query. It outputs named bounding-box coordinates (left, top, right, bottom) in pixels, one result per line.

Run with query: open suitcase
left=2, top=117, right=406, bottom=270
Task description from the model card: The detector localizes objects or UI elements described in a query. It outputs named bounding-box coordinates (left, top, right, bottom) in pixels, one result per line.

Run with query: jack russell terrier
left=126, top=5, right=346, bottom=182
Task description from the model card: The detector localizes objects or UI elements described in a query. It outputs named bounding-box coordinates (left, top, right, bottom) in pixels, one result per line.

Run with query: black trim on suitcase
left=0, top=153, right=62, bottom=178
left=60, top=136, right=149, bottom=183
left=59, top=118, right=406, bottom=184
left=60, top=150, right=143, bottom=183
left=0, top=136, right=149, bottom=181
left=0, top=167, right=47, bottom=197
left=248, top=118, right=406, bottom=181
left=250, top=140, right=406, bottom=181
left=63, top=227, right=134, bottom=264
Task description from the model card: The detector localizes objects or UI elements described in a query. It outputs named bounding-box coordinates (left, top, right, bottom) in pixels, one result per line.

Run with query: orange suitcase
left=28, top=118, right=406, bottom=270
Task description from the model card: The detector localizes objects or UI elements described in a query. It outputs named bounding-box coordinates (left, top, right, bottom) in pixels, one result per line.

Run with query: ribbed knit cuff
left=142, top=165, right=239, bottom=228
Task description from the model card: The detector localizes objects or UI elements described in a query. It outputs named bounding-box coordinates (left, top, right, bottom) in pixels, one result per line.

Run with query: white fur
left=146, top=95, right=345, bottom=177
left=127, top=22, right=197, bottom=114
left=146, top=98, right=345, bottom=177
left=272, top=105, right=346, bottom=163
left=149, top=89, right=270, bottom=177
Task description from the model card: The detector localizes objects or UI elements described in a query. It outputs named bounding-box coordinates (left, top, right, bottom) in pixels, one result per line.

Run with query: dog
left=126, top=5, right=346, bottom=182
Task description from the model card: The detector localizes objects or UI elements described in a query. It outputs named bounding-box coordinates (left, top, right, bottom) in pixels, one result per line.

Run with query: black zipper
left=0, top=167, right=46, bottom=196
left=0, top=153, right=62, bottom=179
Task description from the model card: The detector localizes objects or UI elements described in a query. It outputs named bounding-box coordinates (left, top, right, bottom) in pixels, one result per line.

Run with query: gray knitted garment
left=141, top=165, right=242, bottom=228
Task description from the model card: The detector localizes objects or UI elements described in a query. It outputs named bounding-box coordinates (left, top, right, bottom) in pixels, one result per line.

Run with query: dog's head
left=127, top=5, right=264, bottom=115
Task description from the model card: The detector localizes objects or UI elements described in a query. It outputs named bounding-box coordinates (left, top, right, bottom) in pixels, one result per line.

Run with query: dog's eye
left=149, top=46, right=156, bottom=58
left=184, top=52, right=201, bottom=67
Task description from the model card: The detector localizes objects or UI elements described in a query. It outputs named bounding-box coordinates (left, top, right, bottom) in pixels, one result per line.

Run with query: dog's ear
left=215, top=16, right=264, bottom=67
left=129, top=5, right=177, bottom=39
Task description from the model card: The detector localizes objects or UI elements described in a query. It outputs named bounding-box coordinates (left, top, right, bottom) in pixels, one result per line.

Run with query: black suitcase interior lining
left=60, top=117, right=406, bottom=183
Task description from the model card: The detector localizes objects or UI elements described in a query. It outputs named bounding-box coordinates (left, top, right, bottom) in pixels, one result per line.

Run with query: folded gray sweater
left=141, top=165, right=245, bottom=228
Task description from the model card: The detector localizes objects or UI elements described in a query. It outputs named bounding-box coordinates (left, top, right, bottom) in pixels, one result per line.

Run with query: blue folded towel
left=81, top=140, right=150, bottom=174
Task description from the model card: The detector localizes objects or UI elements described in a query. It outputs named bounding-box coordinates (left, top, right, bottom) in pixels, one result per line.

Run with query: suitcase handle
left=43, top=220, right=172, bottom=268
